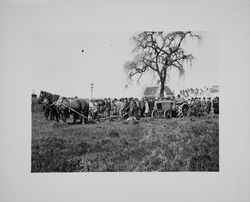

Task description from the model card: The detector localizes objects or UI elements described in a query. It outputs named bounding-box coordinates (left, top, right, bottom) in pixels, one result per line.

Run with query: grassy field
left=31, top=112, right=219, bottom=172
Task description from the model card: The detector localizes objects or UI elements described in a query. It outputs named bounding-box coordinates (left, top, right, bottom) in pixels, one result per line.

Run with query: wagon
left=175, top=101, right=189, bottom=117
left=151, top=100, right=174, bottom=118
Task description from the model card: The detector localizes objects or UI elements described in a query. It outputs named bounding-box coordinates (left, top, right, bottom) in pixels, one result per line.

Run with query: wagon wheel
left=152, top=110, right=160, bottom=118
left=182, top=104, right=189, bottom=117
left=164, top=109, right=172, bottom=119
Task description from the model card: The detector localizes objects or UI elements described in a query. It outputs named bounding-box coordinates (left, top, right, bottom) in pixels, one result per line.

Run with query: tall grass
left=32, top=113, right=219, bottom=172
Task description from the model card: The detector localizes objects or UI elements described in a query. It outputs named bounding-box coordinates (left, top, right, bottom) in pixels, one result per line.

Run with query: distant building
left=143, top=86, right=174, bottom=98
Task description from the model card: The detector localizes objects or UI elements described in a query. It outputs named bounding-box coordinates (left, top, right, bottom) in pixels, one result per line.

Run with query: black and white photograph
left=1, top=0, right=250, bottom=202
left=31, top=31, right=219, bottom=172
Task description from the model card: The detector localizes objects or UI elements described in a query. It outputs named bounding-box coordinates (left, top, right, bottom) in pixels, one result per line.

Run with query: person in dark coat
left=213, top=97, right=219, bottom=114
left=129, top=98, right=134, bottom=117
left=107, top=98, right=112, bottom=117
left=148, top=98, right=155, bottom=116
left=135, top=98, right=141, bottom=117
left=201, top=97, right=207, bottom=115
left=134, top=99, right=139, bottom=120
left=140, top=99, right=145, bottom=117
left=128, top=98, right=139, bottom=120
left=206, top=97, right=212, bottom=114
left=93, top=102, right=100, bottom=121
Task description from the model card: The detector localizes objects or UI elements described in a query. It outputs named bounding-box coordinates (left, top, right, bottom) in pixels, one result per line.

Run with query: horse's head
left=38, top=91, right=47, bottom=104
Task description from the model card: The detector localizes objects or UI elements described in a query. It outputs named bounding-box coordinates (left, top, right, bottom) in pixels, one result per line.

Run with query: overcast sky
left=32, top=32, right=218, bottom=99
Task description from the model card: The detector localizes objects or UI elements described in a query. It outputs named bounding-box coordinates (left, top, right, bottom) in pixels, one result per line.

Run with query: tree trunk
left=159, top=78, right=165, bottom=98
left=159, top=69, right=167, bottom=98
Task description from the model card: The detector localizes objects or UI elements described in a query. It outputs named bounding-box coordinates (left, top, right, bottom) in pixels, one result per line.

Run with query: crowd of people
left=186, top=96, right=219, bottom=117
left=40, top=93, right=219, bottom=123
left=89, top=97, right=156, bottom=121
left=89, top=95, right=219, bottom=121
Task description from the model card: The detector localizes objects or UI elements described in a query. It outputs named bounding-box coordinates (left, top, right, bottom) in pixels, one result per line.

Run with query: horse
left=43, top=102, right=61, bottom=121
left=38, top=91, right=61, bottom=122
left=38, top=90, right=89, bottom=124
left=59, top=97, right=89, bottom=124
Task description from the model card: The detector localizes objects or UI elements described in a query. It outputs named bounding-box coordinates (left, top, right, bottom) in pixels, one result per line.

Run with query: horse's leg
left=56, top=112, right=59, bottom=122
left=62, top=109, right=66, bottom=123
left=63, top=114, right=67, bottom=123
left=55, top=108, right=59, bottom=122
left=58, top=110, right=61, bottom=120
left=54, top=109, right=57, bottom=121
left=73, top=113, right=77, bottom=124
left=79, top=116, right=83, bottom=124
left=84, top=108, right=89, bottom=124
left=84, top=116, right=88, bottom=124
left=52, top=108, right=56, bottom=120
left=50, top=110, right=53, bottom=120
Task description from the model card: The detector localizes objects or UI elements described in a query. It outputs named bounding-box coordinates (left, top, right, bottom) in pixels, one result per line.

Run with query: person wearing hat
left=148, top=98, right=155, bottom=116
left=176, top=94, right=184, bottom=105
left=107, top=98, right=112, bottom=117
left=206, top=97, right=212, bottom=114
left=201, top=97, right=207, bottom=115
left=140, top=98, right=145, bottom=117
left=129, top=98, right=135, bottom=117
left=188, top=97, right=194, bottom=116
left=145, top=98, right=149, bottom=117
left=92, top=101, right=100, bottom=122
left=134, top=98, right=140, bottom=117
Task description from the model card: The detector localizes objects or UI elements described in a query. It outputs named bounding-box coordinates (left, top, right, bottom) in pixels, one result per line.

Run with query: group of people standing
left=187, top=96, right=219, bottom=116
left=89, top=96, right=219, bottom=121
left=89, top=97, right=157, bottom=121
left=39, top=91, right=219, bottom=123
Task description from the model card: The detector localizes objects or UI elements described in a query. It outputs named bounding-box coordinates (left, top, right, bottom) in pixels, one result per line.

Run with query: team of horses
left=38, top=91, right=89, bottom=124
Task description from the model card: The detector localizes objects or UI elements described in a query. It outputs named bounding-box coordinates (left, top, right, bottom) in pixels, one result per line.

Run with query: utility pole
left=90, top=83, right=94, bottom=100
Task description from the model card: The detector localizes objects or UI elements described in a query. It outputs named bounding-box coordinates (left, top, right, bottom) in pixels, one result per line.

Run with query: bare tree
left=124, top=31, right=201, bottom=97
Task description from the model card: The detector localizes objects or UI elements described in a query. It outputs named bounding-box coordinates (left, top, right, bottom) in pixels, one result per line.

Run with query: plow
left=59, top=102, right=130, bottom=123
